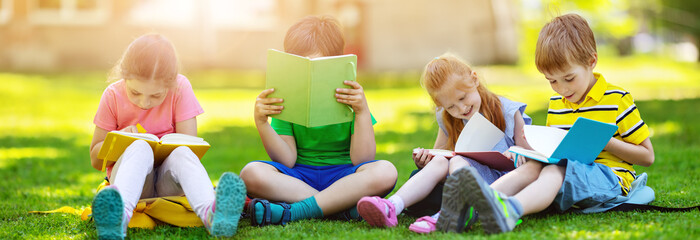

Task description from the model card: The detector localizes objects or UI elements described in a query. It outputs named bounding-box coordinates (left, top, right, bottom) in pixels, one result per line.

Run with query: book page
left=413, top=148, right=454, bottom=157
left=507, top=146, right=551, bottom=163
left=454, top=113, right=505, bottom=152
left=310, top=54, right=357, bottom=61
left=523, top=125, right=567, bottom=158
left=112, top=131, right=159, bottom=142
left=160, top=133, right=209, bottom=146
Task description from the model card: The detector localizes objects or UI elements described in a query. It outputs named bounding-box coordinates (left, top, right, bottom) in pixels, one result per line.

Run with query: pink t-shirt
left=94, top=75, right=203, bottom=177
left=93, top=74, right=204, bottom=137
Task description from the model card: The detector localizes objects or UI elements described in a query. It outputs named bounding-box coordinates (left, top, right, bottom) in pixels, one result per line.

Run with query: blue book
left=507, top=117, right=618, bottom=165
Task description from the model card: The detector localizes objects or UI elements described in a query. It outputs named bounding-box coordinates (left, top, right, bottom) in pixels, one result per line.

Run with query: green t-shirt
left=270, top=114, right=376, bottom=166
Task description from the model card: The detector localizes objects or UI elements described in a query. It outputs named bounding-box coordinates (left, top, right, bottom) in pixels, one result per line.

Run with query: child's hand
left=413, top=148, right=433, bottom=168
left=335, top=81, right=369, bottom=114
left=120, top=125, right=139, bottom=133
left=254, top=88, right=284, bottom=126
left=502, top=151, right=526, bottom=167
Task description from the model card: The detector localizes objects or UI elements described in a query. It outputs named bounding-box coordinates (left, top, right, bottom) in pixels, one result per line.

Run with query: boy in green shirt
left=240, top=15, right=398, bottom=226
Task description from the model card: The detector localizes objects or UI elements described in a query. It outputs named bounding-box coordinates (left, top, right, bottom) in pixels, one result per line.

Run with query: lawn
left=1, top=57, right=699, bottom=239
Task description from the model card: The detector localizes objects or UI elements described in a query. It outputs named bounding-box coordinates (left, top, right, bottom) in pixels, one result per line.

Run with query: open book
left=414, top=113, right=515, bottom=171
left=265, top=49, right=357, bottom=128
left=97, top=131, right=210, bottom=172
left=508, top=117, right=618, bottom=164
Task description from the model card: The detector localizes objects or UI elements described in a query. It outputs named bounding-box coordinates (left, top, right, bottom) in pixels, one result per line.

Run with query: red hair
left=422, top=53, right=505, bottom=150
left=284, top=15, right=345, bottom=57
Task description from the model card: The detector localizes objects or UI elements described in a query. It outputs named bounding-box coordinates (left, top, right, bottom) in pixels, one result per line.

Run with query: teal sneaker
left=92, top=186, right=125, bottom=240
left=205, top=172, right=247, bottom=237
left=454, top=167, right=521, bottom=234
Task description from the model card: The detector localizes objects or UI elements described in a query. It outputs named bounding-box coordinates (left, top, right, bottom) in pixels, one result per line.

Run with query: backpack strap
left=608, top=203, right=700, bottom=213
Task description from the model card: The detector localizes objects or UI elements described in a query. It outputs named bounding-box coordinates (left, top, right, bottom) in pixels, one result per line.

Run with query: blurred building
left=0, top=0, right=519, bottom=71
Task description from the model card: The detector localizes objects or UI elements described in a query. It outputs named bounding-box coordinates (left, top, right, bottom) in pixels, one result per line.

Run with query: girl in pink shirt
left=89, top=33, right=245, bottom=239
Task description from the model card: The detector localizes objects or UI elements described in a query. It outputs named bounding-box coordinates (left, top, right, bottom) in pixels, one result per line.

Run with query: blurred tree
left=565, top=0, right=639, bottom=56
left=656, top=0, right=700, bottom=61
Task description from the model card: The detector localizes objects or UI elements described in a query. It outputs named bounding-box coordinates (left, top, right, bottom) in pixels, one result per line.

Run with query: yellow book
left=97, top=131, right=210, bottom=171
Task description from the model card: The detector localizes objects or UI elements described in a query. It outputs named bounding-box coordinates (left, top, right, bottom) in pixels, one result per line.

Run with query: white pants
left=109, top=140, right=215, bottom=223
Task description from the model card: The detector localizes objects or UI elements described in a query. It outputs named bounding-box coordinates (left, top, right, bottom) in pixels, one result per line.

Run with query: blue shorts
left=554, top=159, right=623, bottom=211
left=252, top=160, right=393, bottom=194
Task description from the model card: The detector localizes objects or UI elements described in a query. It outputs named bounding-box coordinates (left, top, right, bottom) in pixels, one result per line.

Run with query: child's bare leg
left=393, top=156, right=449, bottom=207
left=315, top=160, right=397, bottom=215
left=513, top=164, right=565, bottom=215
left=240, top=162, right=318, bottom=202
left=491, top=160, right=544, bottom=196
left=447, top=155, right=471, bottom=174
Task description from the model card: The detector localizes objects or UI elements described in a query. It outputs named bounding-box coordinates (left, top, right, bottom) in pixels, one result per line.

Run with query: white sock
left=387, top=195, right=405, bottom=215
left=431, top=211, right=440, bottom=220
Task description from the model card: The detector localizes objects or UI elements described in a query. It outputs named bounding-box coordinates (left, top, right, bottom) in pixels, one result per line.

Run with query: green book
left=265, top=49, right=357, bottom=127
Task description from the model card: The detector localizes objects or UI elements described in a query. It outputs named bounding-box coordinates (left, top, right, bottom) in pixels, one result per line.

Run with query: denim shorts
left=251, top=160, right=392, bottom=193
left=554, top=159, right=623, bottom=211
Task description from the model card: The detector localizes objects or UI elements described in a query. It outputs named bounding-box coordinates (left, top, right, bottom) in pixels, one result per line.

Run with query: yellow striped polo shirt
left=546, top=73, right=650, bottom=194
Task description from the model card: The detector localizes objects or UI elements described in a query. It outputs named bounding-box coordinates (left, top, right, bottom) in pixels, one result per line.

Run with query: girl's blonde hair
left=284, top=15, right=345, bottom=57
left=422, top=53, right=505, bottom=150
left=109, top=33, right=179, bottom=87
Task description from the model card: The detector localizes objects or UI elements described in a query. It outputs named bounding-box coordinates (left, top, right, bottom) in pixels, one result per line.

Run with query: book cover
left=265, top=49, right=357, bottom=128
left=508, top=117, right=618, bottom=164
left=97, top=131, right=210, bottom=171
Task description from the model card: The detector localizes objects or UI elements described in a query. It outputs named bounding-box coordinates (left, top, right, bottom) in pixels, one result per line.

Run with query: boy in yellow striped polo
left=437, top=13, right=655, bottom=234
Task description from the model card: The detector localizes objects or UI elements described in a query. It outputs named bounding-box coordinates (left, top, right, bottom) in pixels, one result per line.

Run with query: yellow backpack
left=30, top=180, right=203, bottom=229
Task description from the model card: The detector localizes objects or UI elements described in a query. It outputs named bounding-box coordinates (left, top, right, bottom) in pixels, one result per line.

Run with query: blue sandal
left=248, top=198, right=292, bottom=226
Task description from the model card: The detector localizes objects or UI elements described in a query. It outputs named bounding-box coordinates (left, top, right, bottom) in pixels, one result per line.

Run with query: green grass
left=1, top=60, right=699, bottom=239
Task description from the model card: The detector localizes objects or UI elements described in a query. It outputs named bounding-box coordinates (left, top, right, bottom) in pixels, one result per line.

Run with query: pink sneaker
left=409, top=216, right=437, bottom=234
left=357, top=196, right=398, bottom=228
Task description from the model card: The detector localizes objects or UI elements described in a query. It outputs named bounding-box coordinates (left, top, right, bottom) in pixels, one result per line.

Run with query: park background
left=0, top=0, right=698, bottom=239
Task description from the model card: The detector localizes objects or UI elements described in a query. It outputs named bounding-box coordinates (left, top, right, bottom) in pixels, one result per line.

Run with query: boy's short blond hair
left=535, top=13, right=597, bottom=74
left=284, top=15, right=345, bottom=57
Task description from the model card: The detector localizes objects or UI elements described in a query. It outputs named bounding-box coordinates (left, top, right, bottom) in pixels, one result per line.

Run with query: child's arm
left=175, top=117, right=197, bottom=136
left=336, top=81, right=375, bottom=165
left=89, top=125, right=139, bottom=171
left=508, top=111, right=534, bottom=167
left=254, top=88, right=297, bottom=168
left=89, top=126, right=109, bottom=171
left=604, top=137, right=654, bottom=167
left=414, top=129, right=449, bottom=168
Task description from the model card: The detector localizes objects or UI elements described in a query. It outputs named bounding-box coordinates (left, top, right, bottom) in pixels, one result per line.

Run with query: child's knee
left=366, top=160, right=397, bottom=189
left=541, top=164, right=565, bottom=180
left=239, top=162, right=274, bottom=187
left=171, top=146, right=197, bottom=158
left=127, top=140, right=153, bottom=156
left=121, top=140, right=154, bottom=166
left=427, top=156, right=449, bottom=168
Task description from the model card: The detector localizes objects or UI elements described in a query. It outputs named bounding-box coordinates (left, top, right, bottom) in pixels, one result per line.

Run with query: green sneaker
left=455, top=167, right=521, bottom=234
left=436, top=172, right=479, bottom=233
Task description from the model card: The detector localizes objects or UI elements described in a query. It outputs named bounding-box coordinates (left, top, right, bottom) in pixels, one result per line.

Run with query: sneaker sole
left=210, top=172, right=247, bottom=237
left=459, top=167, right=512, bottom=234
left=357, top=199, right=394, bottom=227
left=92, top=188, right=125, bottom=240
left=436, top=170, right=470, bottom=233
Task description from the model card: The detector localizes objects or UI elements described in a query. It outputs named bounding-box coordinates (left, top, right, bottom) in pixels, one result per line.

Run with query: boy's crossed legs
left=240, top=160, right=397, bottom=225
